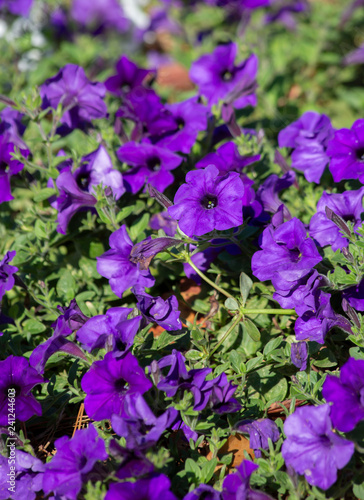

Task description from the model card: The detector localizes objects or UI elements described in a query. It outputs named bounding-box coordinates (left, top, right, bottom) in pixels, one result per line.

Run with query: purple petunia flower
left=105, top=55, right=153, bottom=97
left=117, top=141, right=182, bottom=193
left=0, top=450, right=44, bottom=500
left=0, top=251, right=18, bottom=301
left=0, top=108, right=27, bottom=149
left=42, top=424, right=108, bottom=500
left=278, top=111, right=334, bottom=183
left=251, top=217, right=322, bottom=291
left=168, top=165, right=245, bottom=238
left=322, top=357, right=364, bottom=432
left=294, top=291, right=351, bottom=344
left=55, top=170, right=97, bottom=235
left=111, top=393, right=178, bottom=450
left=184, top=485, right=222, bottom=500
left=54, top=145, right=124, bottom=234
left=273, top=270, right=329, bottom=316
left=222, top=460, right=273, bottom=500
left=290, top=341, right=308, bottom=371
left=105, top=474, right=178, bottom=500
left=236, top=419, right=280, bottom=458
left=343, top=43, right=364, bottom=66
left=154, top=97, right=209, bottom=154
left=71, top=0, right=129, bottom=32
left=196, top=141, right=260, bottom=175
left=265, top=0, right=308, bottom=30
left=190, top=43, right=258, bottom=109
left=309, top=188, right=364, bottom=251
left=150, top=212, right=178, bottom=237
left=0, top=135, right=29, bottom=204
left=76, top=307, right=141, bottom=353
left=133, top=287, right=182, bottom=331
left=96, top=225, right=155, bottom=298
left=40, top=64, right=107, bottom=132
left=281, top=404, right=354, bottom=490
left=0, top=0, right=32, bottom=16
left=210, top=373, right=241, bottom=414
left=29, top=305, right=88, bottom=374
left=327, top=119, right=364, bottom=183
left=256, top=171, right=295, bottom=220
left=0, top=356, right=44, bottom=425
left=82, top=351, right=153, bottom=421
left=116, top=88, right=176, bottom=142
left=343, top=279, right=364, bottom=311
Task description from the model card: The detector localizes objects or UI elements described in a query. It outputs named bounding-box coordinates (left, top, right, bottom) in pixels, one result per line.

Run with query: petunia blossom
left=322, top=357, right=364, bottom=432
left=281, top=404, right=354, bottom=490
left=168, top=165, right=245, bottom=238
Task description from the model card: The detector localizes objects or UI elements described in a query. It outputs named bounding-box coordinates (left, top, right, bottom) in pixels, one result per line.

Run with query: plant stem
left=241, top=308, right=296, bottom=315
left=184, top=256, right=234, bottom=299
left=209, top=313, right=243, bottom=358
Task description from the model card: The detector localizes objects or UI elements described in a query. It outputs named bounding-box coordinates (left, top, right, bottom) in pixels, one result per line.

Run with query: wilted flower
left=40, top=64, right=107, bottom=132
left=190, top=43, right=258, bottom=109
left=290, top=341, right=308, bottom=371
left=96, top=225, right=155, bottom=298
left=76, top=307, right=141, bottom=353
left=111, top=393, right=178, bottom=449
left=309, top=188, right=364, bottom=251
left=168, top=165, right=245, bottom=237
left=0, top=251, right=18, bottom=301
left=82, top=351, right=153, bottom=420
left=117, top=141, right=182, bottom=193
left=130, top=236, right=182, bottom=270
left=236, top=419, right=280, bottom=457
left=278, top=111, right=334, bottom=183
left=0, top=356, right=44, bottom=425
left=42, top=424, right=108, bottom=500
left=322, top=357, right=364, bottom=432
left=251, top=218, right=322, bottom=292
left=282, top=404, right=354, bottom=490
left=133, top=287, right=182, bottom=331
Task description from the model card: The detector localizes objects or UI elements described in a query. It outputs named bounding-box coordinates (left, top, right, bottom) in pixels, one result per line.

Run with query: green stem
left=209, top=313, right=243, bottom=358
left=184, top=256, right=234, bottom=299
left=241, top=308, right=296, bottom=315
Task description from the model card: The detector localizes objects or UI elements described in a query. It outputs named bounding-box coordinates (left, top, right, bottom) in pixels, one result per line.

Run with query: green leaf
left=89, top=241, right=104, bottom=259
left=243, top=318, right=261, bottom=342
left=57, top=270, right=76, bottom=301
left=224, top=297, right=239, bottom=311
left=354, top=483, right=364, bottom=500
left=201, top=458, right=217, bottom=483
left=33, top=188, right=56, bottom=202
left=129, top=213, right=150, bottom=241
left=185, top=349, right=204, bottom=361
left=116, top=205, right=135, bottom=223
left=23, top=319, right=46, bottom=334
left=240, top=272, right=253, bottom=306
left=152, top=330, right=187, bottom=350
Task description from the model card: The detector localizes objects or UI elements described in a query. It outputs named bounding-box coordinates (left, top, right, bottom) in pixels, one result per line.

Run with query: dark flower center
left=289, top=248, right=301, bottom=263
left=79, top=455, right=88, bottom=469
left=356, top=147, right=364, bottom=161
left=201, top=194, right=218, bottom=210
left=122, top=83, right=131, bottom=93
left=10, top=385, right=21, bottom=397
left=221, top=69, right=233, bottom=81
left=147, top=156, right=161, bottom=172
left=76, top=172, right=91, bottom=190
left=176, top=117, right=185, bottom=130
left=0, top=161, right=8, bottom=173
left=342, top=214, right=356, bottom=224
left=114, top=378, right=126, bottom=393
